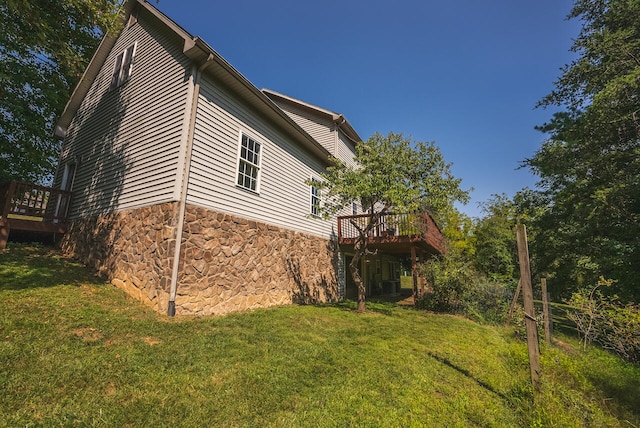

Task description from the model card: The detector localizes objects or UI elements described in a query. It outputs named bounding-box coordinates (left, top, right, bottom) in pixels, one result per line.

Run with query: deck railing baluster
left=0, top=180, right=72, bottom=225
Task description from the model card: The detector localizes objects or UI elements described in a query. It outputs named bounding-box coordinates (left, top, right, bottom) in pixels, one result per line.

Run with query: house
left=50, top=0, right=444, bottom=316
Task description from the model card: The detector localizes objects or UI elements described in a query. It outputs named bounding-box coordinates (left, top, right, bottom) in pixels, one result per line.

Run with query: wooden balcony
left=337, top=212, right=446, bottom=256
left=0, top=181, right=72, bottom=249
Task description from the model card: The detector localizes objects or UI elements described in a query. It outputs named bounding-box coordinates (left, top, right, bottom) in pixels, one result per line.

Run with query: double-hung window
left=310, top=178, right=321, bottom=217
left=236, top=134, right=261, bottom=192
left=110, top=42, right=137, bottom=89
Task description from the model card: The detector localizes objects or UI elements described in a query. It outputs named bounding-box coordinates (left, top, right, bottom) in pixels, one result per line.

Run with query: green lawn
left=1, top=244, right=639, bottom=427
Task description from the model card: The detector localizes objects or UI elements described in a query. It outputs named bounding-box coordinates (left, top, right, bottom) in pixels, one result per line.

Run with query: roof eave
left=262, top=88, right=362, bottom=145
left=55, top=0, right=331, bottom=165
left=54, top=0, right=139, bottom=139
left=185, top=39, right=331, bottom=164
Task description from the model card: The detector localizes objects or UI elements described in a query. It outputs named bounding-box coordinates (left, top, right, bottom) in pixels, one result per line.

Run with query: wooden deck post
left=419, top=251, right=425, bottom=296
left=411, top=246, right=419, bottom=303
left=0, top=223, right=9, bottom=250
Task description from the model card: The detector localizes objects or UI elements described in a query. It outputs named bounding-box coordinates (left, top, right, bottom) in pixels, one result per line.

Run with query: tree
left=525, top=0, right=640, bottom=299
left=0, top=0, right=121, bottom=184
left=436, top=204, right=476, bottom=260
left=474, top=194, right=518, bottom=282
left=313, top=131, right=469, bottom=312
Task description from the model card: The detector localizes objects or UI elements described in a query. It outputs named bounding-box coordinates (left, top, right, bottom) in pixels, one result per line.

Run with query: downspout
left=168, top=54, right=214, bottom=317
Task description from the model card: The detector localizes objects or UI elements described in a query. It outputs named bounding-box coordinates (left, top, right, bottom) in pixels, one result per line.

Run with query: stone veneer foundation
left=60, top=202, right=341, bottom=316
left=176, top=204, right=341, bottom=315
left=60, top=202, right=179, bottom=313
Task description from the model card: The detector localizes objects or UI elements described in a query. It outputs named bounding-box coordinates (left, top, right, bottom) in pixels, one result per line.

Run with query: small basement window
left=110, top=42, right=137, bottom=89
left=236, top=134, right=262, bottom=192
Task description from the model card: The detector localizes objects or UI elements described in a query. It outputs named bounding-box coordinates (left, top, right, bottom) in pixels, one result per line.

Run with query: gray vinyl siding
left=270, top=102, right=336, bottom=154
left=57, top=8, right=190, bottom=218
left=187, top=79, right=336, bottom=238
left=336, top=129, right=358, bottom=168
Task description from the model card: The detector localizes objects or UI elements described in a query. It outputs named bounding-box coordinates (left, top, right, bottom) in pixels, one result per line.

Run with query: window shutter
left=110, top=52, right=124, bottom=89
left=121, top=43, right=137, bottom=83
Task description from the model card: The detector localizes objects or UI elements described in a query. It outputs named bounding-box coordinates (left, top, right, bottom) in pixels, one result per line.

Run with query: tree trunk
left=349, top=251, right=366, bottom=313
left=347, top=209, right=385, bottom=314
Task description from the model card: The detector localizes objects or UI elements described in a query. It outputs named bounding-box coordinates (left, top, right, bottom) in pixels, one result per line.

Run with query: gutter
left=167, top=54, right=214, bottom=317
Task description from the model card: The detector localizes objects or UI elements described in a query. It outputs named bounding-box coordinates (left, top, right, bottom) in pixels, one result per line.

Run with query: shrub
left=567, top=277, right=640, bottom=364
left=417, top=254, right=475, bottom=313
left=466, top=279, right=512, bottom=324
left=418, top=253, right=512, bottom=324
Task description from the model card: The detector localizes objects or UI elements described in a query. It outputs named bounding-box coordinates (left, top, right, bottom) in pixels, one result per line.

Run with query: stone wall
left=60, top=202, right=179, bottom=313
left=175, top=204, right=341, bottom=316
left=60, top=201, right=341, bottom=316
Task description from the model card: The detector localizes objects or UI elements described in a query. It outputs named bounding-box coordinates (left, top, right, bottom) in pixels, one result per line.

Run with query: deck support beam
left=411, top=246, right=419, bottom=303
left=0, top=223, right=9, bottom=249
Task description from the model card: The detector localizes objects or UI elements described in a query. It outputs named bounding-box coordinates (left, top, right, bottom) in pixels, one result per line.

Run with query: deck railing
left=337, top=212, right=446, bottom=254
left=1, top=181, right=72, bottom=224
left=337, top=212, right=426, bottom=239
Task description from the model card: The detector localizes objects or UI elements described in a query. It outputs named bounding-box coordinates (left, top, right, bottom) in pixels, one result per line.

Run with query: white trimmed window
left=110, top=42, right=137, bottom=89
left=310, top=178, right=321, bottom=217
left=236, top=134, right=262, bottom=192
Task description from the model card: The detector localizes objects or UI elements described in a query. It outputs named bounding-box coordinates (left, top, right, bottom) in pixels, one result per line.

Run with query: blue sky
left=156, top=0, right=580, bottom=218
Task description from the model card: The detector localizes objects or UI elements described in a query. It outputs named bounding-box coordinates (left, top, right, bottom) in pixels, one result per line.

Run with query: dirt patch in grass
left=71, top=328, right=104, bottom=342
left=143, top=336, right=162, bottom=346
left=553, top=339, right=577, bottom=355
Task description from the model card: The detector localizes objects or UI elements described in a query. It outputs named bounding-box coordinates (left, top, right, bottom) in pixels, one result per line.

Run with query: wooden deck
left=0, top=181, right=72, bottom=248
left=337, top=212, right=446, bottom=256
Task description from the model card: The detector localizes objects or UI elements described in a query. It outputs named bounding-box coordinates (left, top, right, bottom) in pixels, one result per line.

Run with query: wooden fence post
left=516, top=224, right=541, bottom=390
left=541, top=278, right=552, bottom=345
left=547, top=292, right=553, bottom=336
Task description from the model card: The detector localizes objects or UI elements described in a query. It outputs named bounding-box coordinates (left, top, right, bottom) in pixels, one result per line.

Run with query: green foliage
left=567, top=276, right=640, bottom=363
left=0, top=0, right=121, bottom=183
left=472, top=191, right=545, bottom=285
left=435, top=205, right=476, bottom=259
left=525, top=0, right=640, bottom=299
left=418, top=203, right=516, bottom=324
left=466, top=279, right=513, bottom=325
left=418, top=253, right=476, bottom=314
left=474, top=194, right=518, bottom=282
left=316, top=132, right=469, bottom=217
left=312, top=131, right=469, bottom=311
left=418, top=249, right=512, bottom=324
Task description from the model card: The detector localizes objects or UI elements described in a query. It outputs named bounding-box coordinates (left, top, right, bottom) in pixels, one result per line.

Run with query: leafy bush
left=418, top=253, right=512, bottom=324
left=567, top=277, right=640, bottom=364
left=466, top=280, right=512, bottom=324
left=417, top=254, right=475, bottom=313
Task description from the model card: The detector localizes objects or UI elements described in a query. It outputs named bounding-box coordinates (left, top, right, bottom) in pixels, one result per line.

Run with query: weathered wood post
left=541, top=278, right=552, bottom=345
left=411, top=246, right=419, bottom=304
left=516, top=224, right=541, bottom=389
left=0, top=223, right=9, bottom=250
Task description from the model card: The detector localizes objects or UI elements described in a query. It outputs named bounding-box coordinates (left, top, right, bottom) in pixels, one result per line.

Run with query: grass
left=1, top=244, right=639, bottom=427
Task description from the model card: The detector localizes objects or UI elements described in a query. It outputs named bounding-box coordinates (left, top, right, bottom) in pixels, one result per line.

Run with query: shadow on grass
left=544, top=303, right=640, bottom=418
left=427, top=351, right=511, bottom=402
left=330, top=300, right=399, bottom=316
left=0, top=243, right=103, bottom=291
left=586, top=367, right=640, bottom=418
